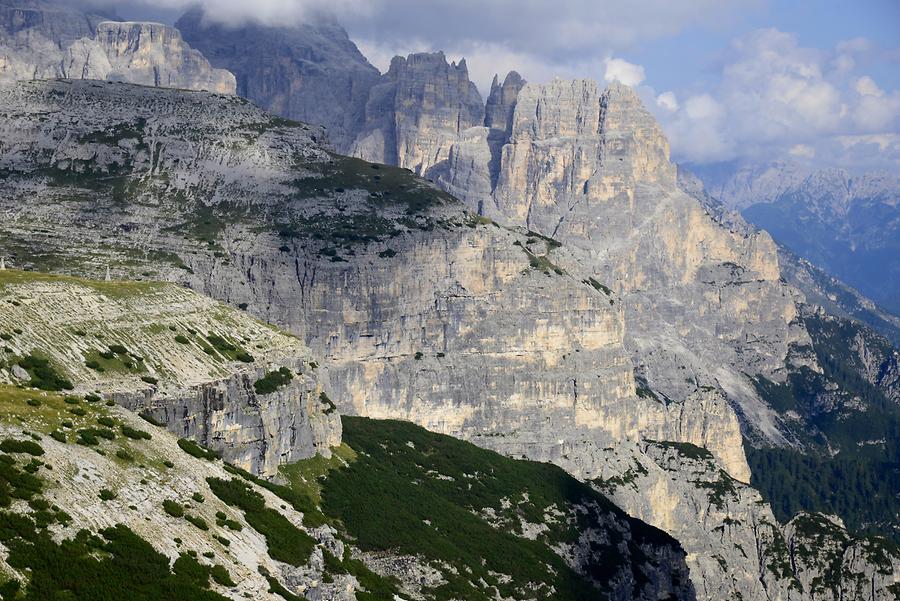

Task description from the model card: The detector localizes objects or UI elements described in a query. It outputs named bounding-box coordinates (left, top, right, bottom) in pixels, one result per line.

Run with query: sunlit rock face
left=0, top=2, right=235, bottom=93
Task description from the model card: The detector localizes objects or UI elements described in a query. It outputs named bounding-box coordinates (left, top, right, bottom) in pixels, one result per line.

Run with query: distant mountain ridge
left=690, top=161, right=900, bottom=315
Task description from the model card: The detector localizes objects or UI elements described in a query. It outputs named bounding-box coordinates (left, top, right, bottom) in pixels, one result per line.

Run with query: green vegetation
left=162, top=499, right=185, bottom=519
left=515, top=242, right=564, bottom=276
left=318, top=392, right=336, bottom=415
left=83, top=347, right=146, bottom=375
left=583, top=277, right=612, bottom=295
left=16, top=354, right=73, bottom=391
left=202, top=333, right=254, bottom=363
left=748, top=446, right=898, bottom=542
left=749, top=314, right=900, bottom=542
left=121, top=425, right=152, bottom=440
left=0, top=440, right=44, bottom=457
left=0, top=519, right=229, bottom=600
left=309, top=416, right=678, bottom=601
left=253, top=367, right=293, bottom=395
left=207, top=477, right=316, bottom=567
left=177, top=439, right=221, bottom=461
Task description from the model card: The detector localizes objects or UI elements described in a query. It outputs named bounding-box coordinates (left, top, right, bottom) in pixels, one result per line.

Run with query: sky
left=90, top=0, right=900, bottom=173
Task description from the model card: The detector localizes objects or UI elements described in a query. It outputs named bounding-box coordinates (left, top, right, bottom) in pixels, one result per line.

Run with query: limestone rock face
left=782, top=513, right=900, bottom=601
left=72, top=21, right=237, bottom=93
left=485, top=71, right=525, bottom=135
left=176, top=7, right=381, bottom=152
left=115, top=361, right=341, bottom=477
left=438, top=78, right=814, bottom=454
left=0, top=2, right=236, bottom=94
left=350, top=52, right=485, bottom=172
left=0, top=0, right=104, bottom=81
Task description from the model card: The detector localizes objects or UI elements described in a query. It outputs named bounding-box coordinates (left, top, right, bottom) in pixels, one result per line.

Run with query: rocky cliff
left=0, top=269, right=339, bottom=475
left=350, top=52, right=485, bottom=173
left=176, top=7, right=381, bottom=153
left=691, top=161, right=900, bottom=316
left=0, top=1, right=235, bottom=93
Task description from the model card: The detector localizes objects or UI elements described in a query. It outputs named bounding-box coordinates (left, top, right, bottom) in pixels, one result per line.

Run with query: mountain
left=0, top=0, right=235, bottom=93
left=691, top=161, right=900, bottom=316
left=0, top=78, right=898, bottom=600
left=679, top=167, right=900, bottom=347
left=176, top=7, right=381, bottom=153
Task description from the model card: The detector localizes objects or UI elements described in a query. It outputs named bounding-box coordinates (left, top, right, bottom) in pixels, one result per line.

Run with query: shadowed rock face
left=176, top=7, right=381, bottom=153
left=0, top=1, right=236, bottom=93
left=350, top=51, right=486, bottom=172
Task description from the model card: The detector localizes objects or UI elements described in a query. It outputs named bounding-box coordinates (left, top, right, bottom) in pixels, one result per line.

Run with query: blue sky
left=106, top=0, right=900, bottom=172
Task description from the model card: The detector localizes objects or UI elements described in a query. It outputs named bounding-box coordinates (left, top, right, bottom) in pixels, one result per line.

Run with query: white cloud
left=656, top=91, right=679, bottom=111
left=654, top=28, right=900, bottom=169
left=788, top=144, right=815, bottom=158
left=603, top=57, right=645, bottom=87
left=855, top=75, right=883, bottom=97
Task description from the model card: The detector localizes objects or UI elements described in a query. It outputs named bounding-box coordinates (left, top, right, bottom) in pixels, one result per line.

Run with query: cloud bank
left=651, top=28, right=900, bottom=169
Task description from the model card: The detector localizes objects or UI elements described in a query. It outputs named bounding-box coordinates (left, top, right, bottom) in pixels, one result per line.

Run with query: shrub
left=414, top=352, right=423, bottom=360
left=205, top=334, right=236, bottom=353
left=50, top=431, right=66, bottom=443
left=162, top=499, right=184, bottom=518
left=162, top=460, right=175, bottom=469
left=185, top=514, right=209, bottom=531
left=215, top=511, right=242, bottom=531
left=253, top=367, right=293, bottom=395
left=17, top=353, right=73, bottom=391
left=139, top=412, right=165, bottom=427
left=210, top=564, right=235, bottom=587
left=140, top=375, right=158, bottom=386
left=178, top=439, right=220, bottom=461
left=68, top=407, right=87, bottom=417
left=84, top=393, right=102, bottom=403
left=234, top=351, right=254, bottom=363
left=25, top=399, right=41, bottom=407
left=97, top=416, right=116, bottom=428
left=64, top=396, right=81, bottom=405
left=207, top=477, right=316, bottom=566
left=192, top=492, right=205, bottom=503
left=108, top=344, right=128, bottom=355
left=175, top=335, right=190, bottom=344
left=116, top=449, right=133, bottom=461
left=121, top=425, right=152, bottom=440
left=319, top=392, right=336, bottom=415
left=99, top=489, right=116, bottom=501
left=0, top=439, right=44, bottom=456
